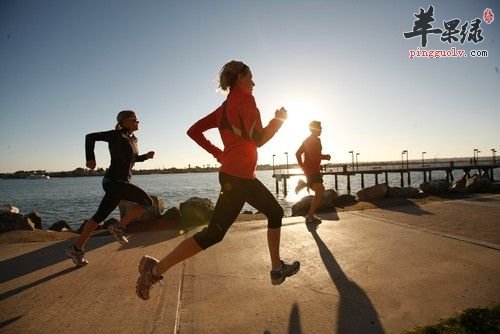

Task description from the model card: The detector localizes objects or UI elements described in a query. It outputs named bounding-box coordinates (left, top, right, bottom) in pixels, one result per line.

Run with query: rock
left=119, top=195, right=165, bottom=222
left=48, top=220, right=74, bottom=232
left=291, top=196, right=314, bottom=216
left=451, top=173, right=467, bottom=192
left=0, top=212, right=35, bottom=233
left=0, top=204, right=20, bottom=214
left=419, top=180, right=450, bottom=194
left=387, top=186, right=421, bottom=198
left=332, top=194, right=357, bottom=207
left=180, top=197, right=214, bottom=223
left=356, top=184, right=389, bottom=201
left=291, top=189, right=338, bottom=216
left=23, top=212, right=43, bottom=230
left=162, top=207, right=181, bottom=221
left=465, top=175, right=492, bottom=193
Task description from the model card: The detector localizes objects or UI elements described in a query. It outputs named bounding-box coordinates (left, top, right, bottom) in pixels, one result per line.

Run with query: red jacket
left=297, top=135, right=323, bottom=176
left=188, top=86, right=279, bottom=179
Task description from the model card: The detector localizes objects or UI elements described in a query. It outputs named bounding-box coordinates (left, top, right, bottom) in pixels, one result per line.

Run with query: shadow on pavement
left=0, top=315, right=23, bottom=330
left=0, top=236, right=111, bottom=284
left=0, top=266, right=80, bottom=301
left=307, top=224, right=385, bottom=334
left=372, top=198, right=432, bottom=216
left=119, top=229, right=183, bottom=250
left=288, top=302, right=303, bottom=334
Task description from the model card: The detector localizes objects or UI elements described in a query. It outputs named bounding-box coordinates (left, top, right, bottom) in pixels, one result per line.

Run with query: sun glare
left=281, top=98, right=323, bottom=140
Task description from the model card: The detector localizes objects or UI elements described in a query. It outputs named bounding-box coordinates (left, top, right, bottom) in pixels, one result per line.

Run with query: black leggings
left=92, top=177, right=153, bottom=224
left=193, top=173, right=284, bottom=250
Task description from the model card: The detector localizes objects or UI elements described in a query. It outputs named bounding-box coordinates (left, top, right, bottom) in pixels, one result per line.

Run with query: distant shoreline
left=2, top=156, right=497, bottom=179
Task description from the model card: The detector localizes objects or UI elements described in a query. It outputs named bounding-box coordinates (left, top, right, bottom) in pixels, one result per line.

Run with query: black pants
left=193, top=173, right=284, bottom=250
left=92, top=177, right=153, bottom=224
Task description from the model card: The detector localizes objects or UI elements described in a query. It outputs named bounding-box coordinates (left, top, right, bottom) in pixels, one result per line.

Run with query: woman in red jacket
left=136, top=61, right=300, bottom=300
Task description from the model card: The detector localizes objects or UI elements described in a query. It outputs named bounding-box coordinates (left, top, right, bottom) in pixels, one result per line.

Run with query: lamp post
left=348, top=151, right=354, bottom=170
left=492, top=148, right=497, bottom=164
left=401, top=150, right=408, bottom=169
left=272, top=154, right=276, bottom=174
left=477, top=150, right=481, bottom=165
left=356, top=152, right=360, bottom=170
left=421, top=151, right=426, bottom=167
left=473, top=148, right=478, bottom=165
left=284, top=152, right=289, bottom=173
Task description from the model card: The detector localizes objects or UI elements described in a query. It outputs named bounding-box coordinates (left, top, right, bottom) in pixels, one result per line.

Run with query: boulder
left=180, top=197, right=214, bottom=223
left=291, top=189, right=339, bottom=216
left=162, top=207, right=181, bottom=221
left=465, top=175, right=492, bottom=193
left=419, top=180, right=450, bottom=194
left=291, top=196, right=314, bottom=216
left=356, top=184, right=389, bottom=201
left=119, top=195, right=165, bottom=222
left=0, top=204, right=20, bottom=214
left=0, top=212, right=35, bottom=233
left=387, top=186, right=421, bottom=198
left=48, top=220, right=74, bottom=232
left=23, top=212, right=43, bottom=230
left=317, top=189, right=338, bottom=211
left=332, top=194, right=357, bottom=207
left=451, top=173, right=467, bottom=192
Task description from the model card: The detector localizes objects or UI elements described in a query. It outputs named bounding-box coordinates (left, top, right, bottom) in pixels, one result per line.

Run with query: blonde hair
left=115, top=110, right=136, bottom=130
left=218, top=60, right=250, bottom=92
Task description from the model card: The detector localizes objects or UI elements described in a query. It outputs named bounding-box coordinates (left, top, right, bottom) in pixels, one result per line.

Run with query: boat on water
left=26, top=174, right=50, bottom=179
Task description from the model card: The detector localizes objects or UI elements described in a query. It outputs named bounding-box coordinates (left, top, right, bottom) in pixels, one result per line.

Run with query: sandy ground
left=0, top=192, right=497, bottom=245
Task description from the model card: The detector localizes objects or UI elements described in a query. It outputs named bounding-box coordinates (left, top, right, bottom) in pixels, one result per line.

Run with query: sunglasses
left=125, top=117, right=139, bottom=123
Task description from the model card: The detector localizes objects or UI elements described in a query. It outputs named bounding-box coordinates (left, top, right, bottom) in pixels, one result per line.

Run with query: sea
left=1, top=168, right=498, bottom=230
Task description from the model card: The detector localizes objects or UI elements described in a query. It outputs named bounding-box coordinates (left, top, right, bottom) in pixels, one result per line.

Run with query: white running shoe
left=108, top=223, right=129, bottom=244
left=65, top=245, right=89, bottom=267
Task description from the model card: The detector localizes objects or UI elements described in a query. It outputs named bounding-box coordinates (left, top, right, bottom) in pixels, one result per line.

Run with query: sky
left=1, top=1, right=499, bottom=173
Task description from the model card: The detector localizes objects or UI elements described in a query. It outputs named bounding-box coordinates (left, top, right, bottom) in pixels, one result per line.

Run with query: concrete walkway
left=1, top=194, right=499, bottom=333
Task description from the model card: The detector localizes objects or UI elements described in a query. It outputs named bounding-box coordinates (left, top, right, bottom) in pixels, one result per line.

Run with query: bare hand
left=86, top=160, right=96, bottom=170
left=146, top=151, right=155, bottom=159
left=275, top=107, right=287, bottom=121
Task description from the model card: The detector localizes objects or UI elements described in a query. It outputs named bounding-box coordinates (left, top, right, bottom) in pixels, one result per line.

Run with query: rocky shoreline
left=1, top=174, right=498, bottom=244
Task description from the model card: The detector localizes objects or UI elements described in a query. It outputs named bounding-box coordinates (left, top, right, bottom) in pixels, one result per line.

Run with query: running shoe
left=65, top=245, right=88, bottom=267
left=108, top=223, right=129, bottom=244
left=305, top=215, right=322, bottom=224
left=136, top=255, right=163, bottom=300
left=295, top=179, right=307, bottom=194
left=270, top=260, right=300, bottom=285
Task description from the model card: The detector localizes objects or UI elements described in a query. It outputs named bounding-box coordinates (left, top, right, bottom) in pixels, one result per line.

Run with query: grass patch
left=405, top=303, right=500, bottom=334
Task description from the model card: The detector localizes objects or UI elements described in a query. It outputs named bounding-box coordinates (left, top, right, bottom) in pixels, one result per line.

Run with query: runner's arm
left=187, top=111, right=223, bottom=161
left=85, top=130, right=115, bottom=162
left=296, top=144, right=305, bottom=169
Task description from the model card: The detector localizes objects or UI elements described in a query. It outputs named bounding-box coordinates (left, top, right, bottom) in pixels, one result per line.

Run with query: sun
left=281, top=98, right=322, bottom=140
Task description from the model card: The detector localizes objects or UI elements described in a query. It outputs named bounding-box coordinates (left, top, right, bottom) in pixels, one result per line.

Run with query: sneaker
left=108, top=223, right=128, bottom=244
left=270, top=260, right=300, bottom=285
left=305, top=215, right=322, bottom=224
left=136, top=255, right=164, bottom=300
left=65, top=245, right=88, bottom=267
left=295, top=179, right=307, bottom=194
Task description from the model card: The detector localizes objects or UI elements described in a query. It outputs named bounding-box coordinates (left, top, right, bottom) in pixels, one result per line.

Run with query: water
left=1, top=168, right=498, bottom=230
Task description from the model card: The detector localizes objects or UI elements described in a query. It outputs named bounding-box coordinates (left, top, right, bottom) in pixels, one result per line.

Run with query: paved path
left=1, top=194, right=499, bottom=333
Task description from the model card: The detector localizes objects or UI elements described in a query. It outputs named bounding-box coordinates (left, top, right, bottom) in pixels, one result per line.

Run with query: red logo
left=484, top=8, right=494, bottom=24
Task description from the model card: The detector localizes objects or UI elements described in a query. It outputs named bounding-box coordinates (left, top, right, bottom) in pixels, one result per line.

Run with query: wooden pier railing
left=272, top=159, right=499, bottom=196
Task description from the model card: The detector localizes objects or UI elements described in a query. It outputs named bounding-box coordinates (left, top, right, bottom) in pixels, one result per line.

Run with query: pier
left=272, top=158, right=500, bottom=196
